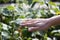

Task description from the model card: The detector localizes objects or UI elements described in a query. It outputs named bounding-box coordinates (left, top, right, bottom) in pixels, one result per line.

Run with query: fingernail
left=28, top=27, right=34, bottom=32
left=28, top=28, right=32, bottom=31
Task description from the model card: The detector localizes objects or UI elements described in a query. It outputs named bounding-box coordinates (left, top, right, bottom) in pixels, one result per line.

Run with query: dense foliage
left=0, top=0, right=60, bottom=40
left=0, top=0, right=16, bottom=4
left=51, top=0, right=60, bottom=2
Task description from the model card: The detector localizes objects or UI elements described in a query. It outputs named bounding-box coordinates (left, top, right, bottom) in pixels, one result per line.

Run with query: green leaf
left=40, top=2, right=44, bottom=5
left=19, top=15, right=25, bottom=18
left=27, top=0, right=32, bottom=5
left=53, top=8, right=59, bottom=12
left=3, top=0, right=10, bottom=3
left=6, top=6, right=15, bottom=11
left=33, top=0, right=40, bottom=2
left=48, top=2, right=56, bottom=6
left=0, top=23, right=2, bottom=31
left=22, top=28, right=32, bottom=38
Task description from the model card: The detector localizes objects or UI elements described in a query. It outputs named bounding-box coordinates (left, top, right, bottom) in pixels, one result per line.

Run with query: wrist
left=48, top=16, right=57, bottom=26
left=49, top=15, right=60, bottom=26
left=47, top=18, right=53, bottom=27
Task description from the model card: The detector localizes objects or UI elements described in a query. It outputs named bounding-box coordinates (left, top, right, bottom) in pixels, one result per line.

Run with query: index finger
left=20, top=19, right=39, bottom=27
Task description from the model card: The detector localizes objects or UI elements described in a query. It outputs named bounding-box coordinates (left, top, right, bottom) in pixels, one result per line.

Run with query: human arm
left=49, top=15, right=60, bottom=26
left=20, top=15, right=60, bottom=32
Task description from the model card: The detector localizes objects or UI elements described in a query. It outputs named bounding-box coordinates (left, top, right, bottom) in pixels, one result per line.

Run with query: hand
left=20, top=19, right=51, bottom=32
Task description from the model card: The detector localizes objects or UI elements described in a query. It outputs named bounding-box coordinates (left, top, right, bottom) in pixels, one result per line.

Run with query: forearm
left=49, top=15, right=60, bottom=26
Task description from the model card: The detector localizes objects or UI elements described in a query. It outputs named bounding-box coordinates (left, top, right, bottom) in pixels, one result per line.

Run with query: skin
left=20, top=15, right=60, bottom=32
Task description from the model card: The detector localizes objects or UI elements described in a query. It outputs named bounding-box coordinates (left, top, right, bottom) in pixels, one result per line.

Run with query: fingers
left=20, top=20, right=40, bottom=27
left=28, top=26, right=47, bottom=32
left=28, top=27, right=40, bottom=32
left=20, top=22, right=35, bottom=27
left=20, top=19, right=47, bottom=26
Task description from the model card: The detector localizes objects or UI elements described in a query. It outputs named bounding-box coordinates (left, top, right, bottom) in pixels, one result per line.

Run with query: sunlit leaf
left=48, top=2, right=56, bottom=6
left=56, top=11, right=60, bottom=15
left=33, top=0, right=40, bottom=2
left=6, top=6, right=15, bottom=11
left=40, top=2, right=44, bottom=5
